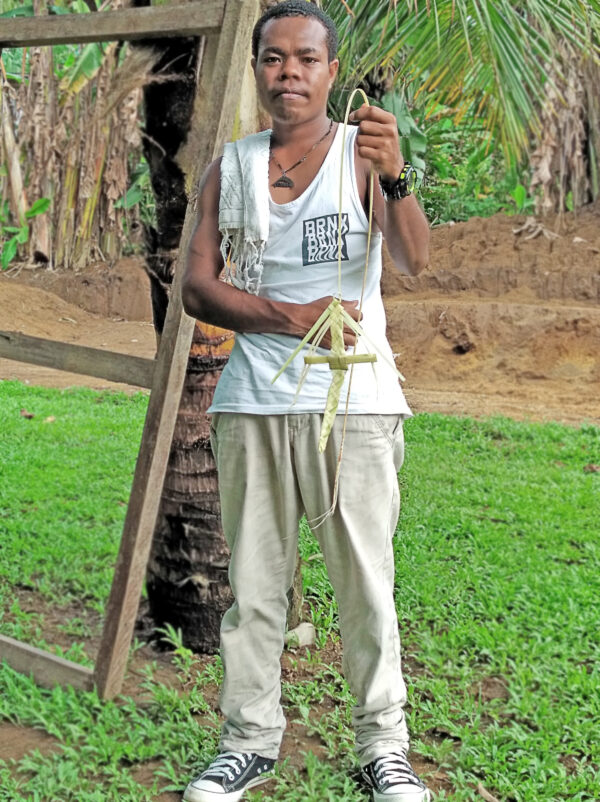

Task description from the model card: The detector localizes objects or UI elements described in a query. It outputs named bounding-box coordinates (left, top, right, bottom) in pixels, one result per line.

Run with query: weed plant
left=0, top=381, right=599, bottom=800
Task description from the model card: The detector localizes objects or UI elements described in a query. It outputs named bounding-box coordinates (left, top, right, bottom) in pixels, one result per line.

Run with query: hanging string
left=271, top=89, right=402, bottom=526
left=308, top=88, right=376, bottom=528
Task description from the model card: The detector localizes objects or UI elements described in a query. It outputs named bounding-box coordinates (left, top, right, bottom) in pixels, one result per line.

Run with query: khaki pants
left=209, top=412, right=409, bottom=766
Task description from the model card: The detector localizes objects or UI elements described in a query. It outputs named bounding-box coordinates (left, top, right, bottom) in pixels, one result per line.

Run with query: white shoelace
left=204, top=752, right=251, bottom=783
left=373, top=752, right=421, bottom=787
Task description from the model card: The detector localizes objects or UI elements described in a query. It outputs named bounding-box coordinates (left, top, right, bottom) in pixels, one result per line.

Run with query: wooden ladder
left=0, top=0, right=257, bottom=699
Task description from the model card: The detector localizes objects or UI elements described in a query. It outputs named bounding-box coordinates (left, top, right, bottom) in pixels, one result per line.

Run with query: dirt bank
left=384, top=206, right=600, bottom=425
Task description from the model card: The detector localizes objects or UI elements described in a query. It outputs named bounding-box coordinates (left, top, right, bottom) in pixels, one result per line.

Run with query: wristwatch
left=378, top=163, right=418, bottom=201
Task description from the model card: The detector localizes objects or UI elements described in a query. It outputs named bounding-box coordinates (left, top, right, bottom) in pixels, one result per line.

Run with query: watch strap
left=379, top=163, right=417, bottom=200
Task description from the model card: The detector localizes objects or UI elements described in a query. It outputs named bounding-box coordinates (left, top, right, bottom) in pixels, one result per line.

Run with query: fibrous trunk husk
left=530, top=44, right=597, bottom=217
left=146, top=355, right=232, bottom=653
left=0, top=77, right=28, bottom=226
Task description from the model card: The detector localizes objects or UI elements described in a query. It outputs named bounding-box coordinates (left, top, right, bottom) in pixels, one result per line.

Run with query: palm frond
left=326, top=0, right=600, bottom=163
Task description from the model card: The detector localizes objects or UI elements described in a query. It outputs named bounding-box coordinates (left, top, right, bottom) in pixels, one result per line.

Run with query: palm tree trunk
left=146, top=349, right=233, bottom=653
left=129, top=24, right=223, bottom=648
left=135, top=2, right=303, bottom=652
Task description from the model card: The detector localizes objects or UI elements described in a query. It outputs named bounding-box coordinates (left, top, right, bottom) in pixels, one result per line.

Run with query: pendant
left=273, top=174, right=294, bottom=189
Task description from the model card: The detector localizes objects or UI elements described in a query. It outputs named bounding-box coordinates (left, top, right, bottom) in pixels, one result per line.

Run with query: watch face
left=402, top=165, right=417, bottom=193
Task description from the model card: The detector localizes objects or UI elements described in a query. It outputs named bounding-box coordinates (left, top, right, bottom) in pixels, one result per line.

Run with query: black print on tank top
left=302, top=213, right=349, bottom=266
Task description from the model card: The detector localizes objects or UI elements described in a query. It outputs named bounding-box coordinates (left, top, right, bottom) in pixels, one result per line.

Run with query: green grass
left=0, top=381, right=148, bottom=609
left=0, top=379, right=599, bottom=801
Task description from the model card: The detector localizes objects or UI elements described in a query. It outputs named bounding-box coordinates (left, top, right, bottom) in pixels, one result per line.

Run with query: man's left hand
left=349, top=104, right=403, bottom=183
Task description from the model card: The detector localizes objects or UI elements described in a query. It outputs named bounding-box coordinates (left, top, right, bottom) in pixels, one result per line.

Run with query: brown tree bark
left=146, top=346, right=233, bottom=653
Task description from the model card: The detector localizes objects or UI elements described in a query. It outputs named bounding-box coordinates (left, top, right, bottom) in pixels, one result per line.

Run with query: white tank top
left=209, top=124, right=412, bottom=417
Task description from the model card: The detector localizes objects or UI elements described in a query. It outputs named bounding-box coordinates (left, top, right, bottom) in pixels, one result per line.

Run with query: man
left=181, top=2, right=430, bottom=801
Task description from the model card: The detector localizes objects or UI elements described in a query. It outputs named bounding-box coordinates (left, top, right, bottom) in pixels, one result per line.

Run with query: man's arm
left=350, top=105, right=430, bottom=276
left=181, top=158, right=360, bottom=346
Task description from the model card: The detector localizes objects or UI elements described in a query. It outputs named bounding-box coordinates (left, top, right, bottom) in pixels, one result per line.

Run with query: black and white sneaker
left=182, top=751, right=276, bottom=802
left=361, top=751, right=431, bottom=802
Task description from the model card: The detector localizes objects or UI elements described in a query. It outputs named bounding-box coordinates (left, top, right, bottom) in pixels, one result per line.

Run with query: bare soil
left=1, top=207, right=599, bottom=796
left=382, top=205, right=600, bottom=425
left=0, top=258, right=156, bottom=393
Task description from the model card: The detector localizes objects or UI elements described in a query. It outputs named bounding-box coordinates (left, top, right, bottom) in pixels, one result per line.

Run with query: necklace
left=270, top=119, right=334, bottom=189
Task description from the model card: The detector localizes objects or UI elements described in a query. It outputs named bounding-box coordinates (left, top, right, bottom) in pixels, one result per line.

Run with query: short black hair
left=252, top=1, right=338, bottom=62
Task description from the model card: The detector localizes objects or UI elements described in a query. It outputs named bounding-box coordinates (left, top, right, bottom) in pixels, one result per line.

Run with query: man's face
left=252, top=16, right=339, bottom=124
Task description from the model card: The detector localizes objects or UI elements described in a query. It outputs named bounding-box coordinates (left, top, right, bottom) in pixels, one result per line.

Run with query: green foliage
left=58, top=41, right=107, bottom=96
left=114, top=156, right=156, bottom=228
left=322, top=0, right=600, bottom=217
left=420, top=149, right=515, bottom=225
left=510, top=183, right=528, bottom=212
left=416, top=111, right=535, bottom=224
left=325, top=6, right=544, bottom=223
left=0, top=2, right=33, bottom=18
left=395, top=414, right=600, bottom=801
left=0, top=660, right=220, bottom=801
left=380, top=90, right=427, bottom=178
left=0, top=198, right=51, bottom=270
left=0, top=2, right=97, bottom=82
left=329, top=86, right=427, bottom=192
left=329, top=87, right=535, bottom=224
left=1, top=391, right=599, bottom=797
left=0, top=1, right=151, bottom=258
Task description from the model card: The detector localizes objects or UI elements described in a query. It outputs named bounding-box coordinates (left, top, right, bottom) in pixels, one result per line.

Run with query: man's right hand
left=294, top=296, right=362, bottom=349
